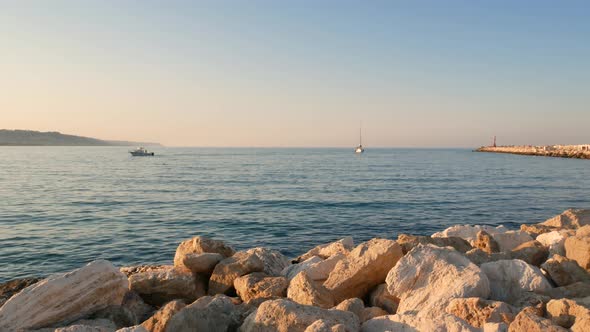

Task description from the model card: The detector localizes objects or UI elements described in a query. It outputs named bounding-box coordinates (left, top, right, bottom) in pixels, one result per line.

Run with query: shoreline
left=0, top=209, right=589, bottom=331
left=476, top=145, right=590, bottom=159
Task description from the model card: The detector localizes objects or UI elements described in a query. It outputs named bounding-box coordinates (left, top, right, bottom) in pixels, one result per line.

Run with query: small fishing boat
left=129, top=147, right=154, bottom=156
left=355, top=126, right=365, bottom=153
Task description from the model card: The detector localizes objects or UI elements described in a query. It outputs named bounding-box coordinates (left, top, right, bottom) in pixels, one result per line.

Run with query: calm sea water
left=1, top=147, right=589, bottom=282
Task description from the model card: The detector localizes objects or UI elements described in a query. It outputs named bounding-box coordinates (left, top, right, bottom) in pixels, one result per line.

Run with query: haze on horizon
left=1, top=1, right=589, bottom=148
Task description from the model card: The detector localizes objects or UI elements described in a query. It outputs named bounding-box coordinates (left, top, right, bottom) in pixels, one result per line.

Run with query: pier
left=476, top=144, right=590, bottom=159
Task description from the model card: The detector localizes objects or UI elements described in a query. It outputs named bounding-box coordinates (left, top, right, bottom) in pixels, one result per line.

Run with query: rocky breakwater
left=1, top=209, right=590, bottom=331
left=476, top=145, right=590, bottom=159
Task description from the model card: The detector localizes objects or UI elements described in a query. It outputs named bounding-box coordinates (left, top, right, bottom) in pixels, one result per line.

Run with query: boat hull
left=130, top=152, right=154, bottom=156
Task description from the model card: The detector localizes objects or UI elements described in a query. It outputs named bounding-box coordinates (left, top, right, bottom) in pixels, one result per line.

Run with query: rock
left=465, top=248, right=511, bottom=265
left=386, top=244, right=490, bottom=318
left=120, top=266, right=165, bottom=278
left=510, top=241, right=549, bottom=266
left=128, top=266, right=205, bottom=306
left=480, top=260, right=552, bottom=304
left=549, top=281, right=590, bottom=299
left=306, top=254, right=346, bottom=282
left=396, top=234, right=472, bottom=254
left=239, top=298, right=360, bottom=332
left=174, top=236, right=235, bottom=271
left=475, top=231, right=501, bottom=253
left=542, top=209, right=590, bottom=229
left=208, top=250, right=265, bottom=295
left=360, top=307, right=388, bottom=323
left=120, top=292, right=154, bottom=326
left=565, top=228, right=590, bottom=271
left=117, top=326, right=149, bottom=332
left=287, top=271, right=335, bottom=308
left=91, top=306, right=136, bottom=329
left=0, top=277, right=40, bottom=308
left=432, top=224, right=509, bottom=244
left=164, top=295, right=245, bottom=332
left=333, top=298, right=365, bottom=318
left=541, top=255, right=590, bottom=286
left=361, top=313, right=478, bottom=332
left=234, top=272, right=288, bottom=303
left=54, top=319, right=118, bottom=332
left=0, top=260, right=128, bottom=331
left=510, top=292, right=550, bottom=310
left=182, top=253, right=224, bottom=274
left=295, top=237, right=354, bottom=262
left=282, top=256, right=323, bottom=281
left=445, top=297, right=516, bottom=327
left=508, top=307, right=567, bottom=331
left=483, top=322, right=509, bottom=332
left=304, top=320, right=347, bottom=332
left=324, top=238, right=403, bottom=303
left=209, top=248, right=289, bottom=295
left=369, top=284, right=399, bottom=314
left=140, top=300, right=185, bottom=332
left=546, top=298, right=590, bottom=329
left=536, top=231, right=573, bottom=257
left=492, top=231, right=534, bottom=252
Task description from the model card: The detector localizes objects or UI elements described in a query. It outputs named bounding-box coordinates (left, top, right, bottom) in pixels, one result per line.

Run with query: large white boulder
left=386, top=244, right=490, bottom=318
left=324, top=238, right=403, bottom=303
left=164, top=295, right=247, bottom=332
left=536, top=230, right=572, bottom=257
left=282, top=256, right=323, bottom=281
left=361, top=313, right=478, bottom=332
left=128, top=266, right=205, bottom=305
left=239, top=299, right=360, bottom=332
left=0, top=260, right=128, bottom=331
left=492, top=231, right=534, bottom=252
left=480, top=259, right=552, bottom=303
left=174, top=236, right=235, bottom=271
left=295, top=237, right=354, bottom=262
left=432, top=225, right=508, bottom=244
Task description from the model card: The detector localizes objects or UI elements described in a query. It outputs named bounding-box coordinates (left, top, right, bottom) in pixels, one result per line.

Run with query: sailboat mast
left=359, top=124, right=362, bottom=145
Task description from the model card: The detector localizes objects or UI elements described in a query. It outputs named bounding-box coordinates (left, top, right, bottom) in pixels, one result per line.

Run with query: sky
left=1, top=1, right=589, bottom=147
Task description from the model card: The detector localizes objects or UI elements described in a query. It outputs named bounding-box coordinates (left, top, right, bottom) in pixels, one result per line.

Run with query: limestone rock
left=287, top=271, right=334, bottom=308
left=360, top=307, right=388, bottom=323
left=542, top=209, right=590, bottom=229
left=546, top=297, right=590, bottom=331
left=445, top=297, right=516, bottom=327
left=509, top=292, right=550, bottom=310
left=248, top=247, right=291, bottom=276
left=324, top=238, right=403, bottom=303
left=117, top=326, right=148, bottom=332
left=234, top=272, right=288, bottom=303
left=295, top=237, right=354, bottom=262
left=120, top=266, right=165, bottom=278
left=128, top=266, right=205, bottom=306
left=541, top=255, right=590, bottom=286
left=182, top=252, right=224, bottom=274
left=480, top=260, right=551, bottom=304
left=164, top=295, right=245, bottom=332
left=304, top=320, right=347, bottom=332
left=282, top=256, right=323, bottom=280
left=386, top=244, right=490, bottom=318
left=492, top=231, right=534, bottom=252
left=333, top=298, right=364, bottom=318
left=361, top=313, right=479, bottom=332
left=120, top=292, right=154, bottom=325
left=483, top=322, right=509, bottom=332
left=208, top=250, right=265, bottom=295
left=0, top=260, right=128, bottom=331
left=369, top=284, right=399, bottom=314
left=306, top=254, right=346, bottom=282
left=536, top=230, right=573, bottom=257
left=140, top=300, right=185, bottom=332
left=174, top=236, right=235, bottom=271
left=432, top=224, right=509, bottom=244
left=565, top=229, right=590, bottom=271
left=548, top=281, right=590, bottom=299
left=90, top=305, right=136, bottom=329
left=508, top=307, right=566, bottom=332
left=54, top=320, right=117, bottom=332
left=396, top=234, right=472, bottom=254
left=465, top=248, right=511, bottom=266
left=475, top=231, right=501, bottom=253
left=510, top=241, right=549, bottom=266
left=0, top=277, right=40, bottom=308
left=239, top=298, right=360, bottom=332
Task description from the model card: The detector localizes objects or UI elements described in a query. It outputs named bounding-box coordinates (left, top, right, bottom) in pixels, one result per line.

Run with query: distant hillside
left=0, top=130, right=161, bottom=146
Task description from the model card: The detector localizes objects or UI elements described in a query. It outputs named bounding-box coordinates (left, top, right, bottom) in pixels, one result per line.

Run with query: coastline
left=476, top=145, right=590, bottom=159
left=0, top=209, right=589, bottom=331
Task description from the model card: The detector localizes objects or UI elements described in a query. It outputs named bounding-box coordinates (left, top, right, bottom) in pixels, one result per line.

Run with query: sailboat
left=355, top=126, right=365, bottom=153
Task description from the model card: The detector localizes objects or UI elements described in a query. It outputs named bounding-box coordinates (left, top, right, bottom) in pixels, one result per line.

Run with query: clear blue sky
left=1, top=1, right=588, bottom=147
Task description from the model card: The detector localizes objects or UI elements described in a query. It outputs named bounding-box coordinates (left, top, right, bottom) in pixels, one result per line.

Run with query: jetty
left=476, top=144, right=590, bottom=159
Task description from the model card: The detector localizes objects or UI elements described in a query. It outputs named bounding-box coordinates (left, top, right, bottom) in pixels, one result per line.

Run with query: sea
left=1, top=147, right=589, bottom=282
